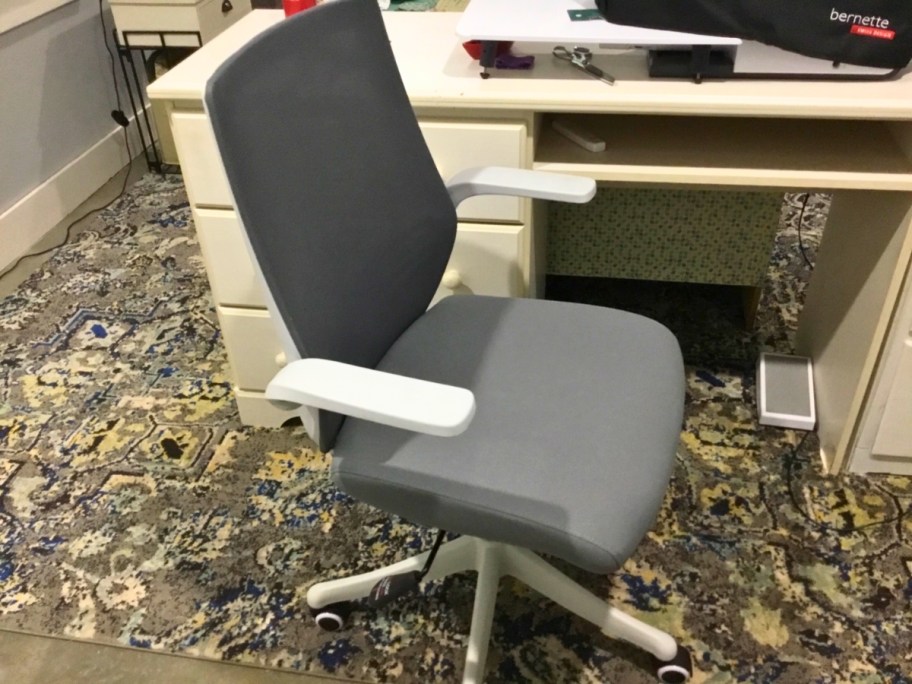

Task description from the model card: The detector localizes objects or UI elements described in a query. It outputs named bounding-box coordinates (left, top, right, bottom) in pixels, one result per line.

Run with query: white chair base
left=306, top=536, right=690, bottom=683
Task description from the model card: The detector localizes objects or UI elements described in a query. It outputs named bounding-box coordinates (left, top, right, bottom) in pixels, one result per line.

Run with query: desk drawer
left=234, top=387, right=296, bottom=428
left=172, top=114, right=528, bottom=218
left=217, top=306, right=286, bottom=391
left=110, top=0, right=251, bottom=46
left=215, top=221, right=527, bottom=389
left=193, top=210, right=528, bottom=308
left=433, top=222, right=527, bottom=304
left=419, top=120, right=526, bottom=223
left=170, top=111, right=234, bottom=208
left=194, top=208, right=267, bottom=307
left=872, top=340, right=912, bottom=459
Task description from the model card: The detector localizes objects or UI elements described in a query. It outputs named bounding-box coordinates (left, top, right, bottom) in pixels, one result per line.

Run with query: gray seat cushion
left=332, top=296, right=685, bottom=574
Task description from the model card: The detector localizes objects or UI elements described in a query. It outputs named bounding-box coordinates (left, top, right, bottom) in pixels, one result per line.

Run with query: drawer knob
left=441, top=269, right=462, bottom=289
left=275, top=351, right=287, bottom=367
left=222, top=0, right=233, bottom=12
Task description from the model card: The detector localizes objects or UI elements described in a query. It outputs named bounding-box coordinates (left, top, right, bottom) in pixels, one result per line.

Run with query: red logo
left=851, top=24, right=896, bottom=40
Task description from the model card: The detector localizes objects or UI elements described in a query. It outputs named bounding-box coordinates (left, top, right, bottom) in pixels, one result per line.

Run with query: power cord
left=795, top=193, right=815, bottom=272
left=784, top=432, right=908, bottom=533
left=0, top=164, right=131, bottom=281
left=0, top=2, right=133, bottom=282
left=98, top=0, right=131, bottom=130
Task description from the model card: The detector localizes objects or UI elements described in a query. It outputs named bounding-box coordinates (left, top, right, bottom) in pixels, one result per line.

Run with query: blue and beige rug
left=1, top=175, right=910, bottom=682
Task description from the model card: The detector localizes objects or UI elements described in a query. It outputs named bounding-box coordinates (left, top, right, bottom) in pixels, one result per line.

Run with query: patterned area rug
left=1, top=176, right=911, bottom=683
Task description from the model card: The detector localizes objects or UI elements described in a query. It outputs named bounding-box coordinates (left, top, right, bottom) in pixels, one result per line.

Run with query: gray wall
left=0, top=0, right=127, bottom=214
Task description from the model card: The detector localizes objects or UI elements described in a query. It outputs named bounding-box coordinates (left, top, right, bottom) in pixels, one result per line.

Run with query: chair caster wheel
left=311, top=601, right=351, bottom=631
left=655, top=645, right=692, bottom=683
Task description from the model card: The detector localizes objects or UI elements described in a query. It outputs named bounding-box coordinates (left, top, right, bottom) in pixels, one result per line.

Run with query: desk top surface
left=148, top=9, right=912, bottom=120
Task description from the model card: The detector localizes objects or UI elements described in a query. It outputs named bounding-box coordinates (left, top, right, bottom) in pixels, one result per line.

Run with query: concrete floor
left=0, top=162, right=356, bottom=684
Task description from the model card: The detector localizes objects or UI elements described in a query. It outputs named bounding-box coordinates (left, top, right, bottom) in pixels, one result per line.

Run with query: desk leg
left=479, top=40, right=497, bottom=79
left=115, top=35, right=163, bottom=173
left=795, top=191, right=912, bottom=473
left=741, top=285, right=763, bottom=329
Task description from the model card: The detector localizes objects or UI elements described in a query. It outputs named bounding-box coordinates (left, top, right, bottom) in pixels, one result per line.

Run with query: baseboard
left=0, top=111, right=147, bottom=273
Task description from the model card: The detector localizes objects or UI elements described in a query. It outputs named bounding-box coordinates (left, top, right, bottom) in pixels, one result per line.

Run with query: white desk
left=148, top=10, right=912, bottom=474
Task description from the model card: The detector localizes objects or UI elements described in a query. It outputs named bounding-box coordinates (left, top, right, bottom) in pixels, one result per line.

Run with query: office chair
left=205, top=1, right=691, bottom=681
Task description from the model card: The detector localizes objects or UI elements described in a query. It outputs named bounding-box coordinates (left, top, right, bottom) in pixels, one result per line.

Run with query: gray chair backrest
left=206, top=0, right=457, bottom=449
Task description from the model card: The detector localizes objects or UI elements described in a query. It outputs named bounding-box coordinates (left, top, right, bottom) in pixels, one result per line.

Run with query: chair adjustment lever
left=368, top=571, right=422, bottom=608
left=367, top=530, right=449, bottom=609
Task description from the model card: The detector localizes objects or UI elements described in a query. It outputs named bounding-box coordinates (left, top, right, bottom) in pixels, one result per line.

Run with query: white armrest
left=446, top=166, right=596, bottom=209
left=266, top=358, right=475, bottom=437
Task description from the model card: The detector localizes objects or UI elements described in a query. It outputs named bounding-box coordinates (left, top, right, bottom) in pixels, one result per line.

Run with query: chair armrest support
left=266, top=358, right=475, bottom=437
left=446, top=167, right=596, bottom=209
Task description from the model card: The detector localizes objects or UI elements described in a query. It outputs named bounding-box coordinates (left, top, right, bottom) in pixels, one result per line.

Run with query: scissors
left=552, top=46, right=615, bottom=85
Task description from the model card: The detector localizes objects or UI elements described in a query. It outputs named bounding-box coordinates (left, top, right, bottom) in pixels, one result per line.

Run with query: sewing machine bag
left=595, top=0, right=912, bottom=69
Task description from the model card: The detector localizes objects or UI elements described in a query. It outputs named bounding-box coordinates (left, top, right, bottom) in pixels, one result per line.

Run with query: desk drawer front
left=214, top=222, right=527, bottom=390
left=433, top=222, right=527, bottom=303
left=217, top=306, right=286, bottom=391
left=172, top=114, right=528, bottom=219
left=194, top=208, right=267, bottom=308
left=872, top=340, right=912, bottom=459
left=170, top=111, right=233, bottom=208
left=419, top=120, right=526, bottom=223
left=192, top=212, right=527, bottom=309
left=234, top=387, right=295, bottom=427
